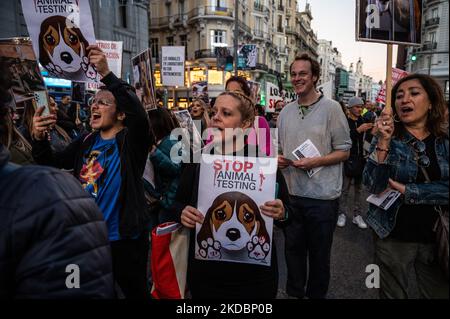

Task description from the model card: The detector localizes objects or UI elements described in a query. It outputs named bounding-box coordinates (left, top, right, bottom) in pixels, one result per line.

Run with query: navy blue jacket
left=0, top=146, right=114, bottom=298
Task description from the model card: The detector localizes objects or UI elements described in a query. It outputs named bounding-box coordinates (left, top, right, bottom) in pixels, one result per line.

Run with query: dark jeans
left=111, top=235, right=150, bottom=299
left=284, top=196, right=338, bottom=299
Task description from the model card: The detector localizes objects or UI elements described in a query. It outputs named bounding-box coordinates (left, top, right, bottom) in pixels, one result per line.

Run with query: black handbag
left=419, top=165, right=449, bottom=279
left=344, top=156, right=365, bottom=178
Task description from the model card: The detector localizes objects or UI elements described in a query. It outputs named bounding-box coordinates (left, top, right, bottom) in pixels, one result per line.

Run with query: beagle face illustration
left=38, top=15, right=96, bottom=79
left=197, top=192, right=270, bottom=253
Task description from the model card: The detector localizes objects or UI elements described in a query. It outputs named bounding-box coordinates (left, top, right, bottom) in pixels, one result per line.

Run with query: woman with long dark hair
left=363, top=74, right=448, bottom=299
left=147, top=108, right=183, bottom=226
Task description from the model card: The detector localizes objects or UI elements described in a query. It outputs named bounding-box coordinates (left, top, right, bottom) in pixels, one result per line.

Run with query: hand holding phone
left=32, top=106, right=56, bottom=141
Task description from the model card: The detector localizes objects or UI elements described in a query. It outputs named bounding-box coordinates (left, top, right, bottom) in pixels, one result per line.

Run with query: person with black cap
left=31, top=45, right=152, bottom=299
left=337, top=96, right=374, bottom=229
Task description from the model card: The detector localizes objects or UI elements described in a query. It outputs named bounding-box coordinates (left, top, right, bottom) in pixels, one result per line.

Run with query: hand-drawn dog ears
left=38, top=15, right=89, bottom=69
left=197, top=191, right=270, bottom=247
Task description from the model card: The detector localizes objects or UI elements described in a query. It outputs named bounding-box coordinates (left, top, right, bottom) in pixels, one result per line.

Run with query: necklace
left=298, top=94, right=324, bottom=119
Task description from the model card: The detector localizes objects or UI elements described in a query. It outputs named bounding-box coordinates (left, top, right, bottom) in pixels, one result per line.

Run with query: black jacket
left=32, top=72, right=151, bottom=238
left=0, top=146, right=114, bottom=298
left=172, top=146, right=291, bottom=299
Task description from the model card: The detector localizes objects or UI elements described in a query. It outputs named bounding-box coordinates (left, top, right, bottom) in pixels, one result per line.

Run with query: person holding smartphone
left=31, top=45, right=152, bottom=299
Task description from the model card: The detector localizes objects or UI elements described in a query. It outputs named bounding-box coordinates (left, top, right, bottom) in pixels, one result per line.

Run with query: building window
left=167, top=36, right=174, bottom=46
left=214, top=0, right=226, bottom=9
left=151, top=38, right=159, bottom=61
left=166, top=2, right=171, bottom=16
left=255, top=16, right=262, bottom=32
left=276, top=60, right=281, bottom=73
left=210, top=30, right=227, bottom=50
left=429, top=31, right=436, bottom=44
left=277, top=15, right=283, bottom=32
left=179, top=0, right=185, bottom=15
left=180, top=35, right=187, bottom=58
left=432, top=8, right=439, bottom=18
left=118, top=0, right=127, bottom=28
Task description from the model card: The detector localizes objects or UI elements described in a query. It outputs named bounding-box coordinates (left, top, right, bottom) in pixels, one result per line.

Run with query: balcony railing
left=277, top=46, right=287, bottom=55
left=276, top=26, right=284, bottom=33
left=254, top=2, right=269, bottom=13
left=285, top=26, right=297, bottom=35
left=425, top=17, right=440, bottom=27
left=238, top=21, right=251, bottom=35
left=194, top=49, right=216, bottom=59
left=255, top=63, right=269, bottom=72
left=150, top=16, right=170, bottom=27
left=278, top=4, right=285, bottom=11
left=188, top=6, right=234, bottom=21
left=253, top=29, right=270, bottom=40
left=422, top=42, right=438, bottom=51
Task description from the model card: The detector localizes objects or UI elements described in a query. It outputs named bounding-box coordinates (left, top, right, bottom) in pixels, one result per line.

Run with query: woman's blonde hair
left=216, top=91, right=255, bottom=126
left=190, top=98, right=210, bottom=126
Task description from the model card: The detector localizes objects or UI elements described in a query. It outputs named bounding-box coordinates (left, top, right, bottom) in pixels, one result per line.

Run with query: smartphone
left=32, top=90, right=50, bottom=116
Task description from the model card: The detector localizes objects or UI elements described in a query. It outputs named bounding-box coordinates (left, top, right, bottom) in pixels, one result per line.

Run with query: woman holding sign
left=363, top=74, right=448, bottom=299
left=174, top=91, right=290, bottom=299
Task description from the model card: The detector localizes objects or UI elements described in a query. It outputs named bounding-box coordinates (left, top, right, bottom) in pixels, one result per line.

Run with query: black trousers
left=110, top=235, right=150, bottom=299
left=284, top=196, right=338, bottom=299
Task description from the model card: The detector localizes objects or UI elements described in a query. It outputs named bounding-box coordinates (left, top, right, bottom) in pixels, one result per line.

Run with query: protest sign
left=215, top=47, right=231, bottom=71
left=265, top=82, right=280, bottom=113
left=161, top=46, right=185, bottom=87
left=356, top=0, right=423, bottom=46
left=192, top=81, right=209, bottom=103
left=376, top=68, right=409, bottom=104
left=71, top=81, right=86, bottom=103
left=20, top=0, right=98, bottom=82
left=87, top=40, right=123, bottom=91
left=173, top=109, right=204, bottom=148
left=0, top=38, right=46, bottom=104
left=238, top=45, right=258, bottom=70
left=196, top=154, right=277, bottom=266
left=247, top=81, right=261, bottom=105
left=132, top=49, right=157, bottom=110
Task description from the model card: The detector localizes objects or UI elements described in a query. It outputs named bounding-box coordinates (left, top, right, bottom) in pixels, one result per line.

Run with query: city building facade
left=401, top=0, right=449, bottom=99
left=0, top=0, right=150, bottom=85
left=149, top=0, right=318, bottom=107
left=317, top=39, right=343, bottom=99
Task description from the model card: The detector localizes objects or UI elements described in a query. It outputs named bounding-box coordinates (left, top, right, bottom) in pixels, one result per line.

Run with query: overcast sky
left=297, top=0, right=399, bottom=82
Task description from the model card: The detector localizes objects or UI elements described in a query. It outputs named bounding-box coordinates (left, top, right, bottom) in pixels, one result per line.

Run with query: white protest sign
left=20, top=0, right=98, bottom=83
left=376, top=68, right=409, bottom=104
left=87, top=40, right=123, bottom=90
left=266, top=82, right=281, bottom=113
left=161, top=46, right=185, bottom=87
left=196, top=154, right=277, bottom=266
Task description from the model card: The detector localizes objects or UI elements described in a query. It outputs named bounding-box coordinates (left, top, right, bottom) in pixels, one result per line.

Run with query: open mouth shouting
left=90, top=112, right=102, bottom=126
left=399, top=105, right=414, bottom=117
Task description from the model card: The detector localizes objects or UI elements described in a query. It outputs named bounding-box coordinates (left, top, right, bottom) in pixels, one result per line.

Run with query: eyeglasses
left=88, top=97, right=114, bottom=108
left=411, top=140, right=430, bottom=168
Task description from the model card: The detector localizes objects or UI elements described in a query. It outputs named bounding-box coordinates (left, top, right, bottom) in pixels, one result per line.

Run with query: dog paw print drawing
left=38, top=15, right=97, bottom=80
left=196, top=192, right=271, bottom=263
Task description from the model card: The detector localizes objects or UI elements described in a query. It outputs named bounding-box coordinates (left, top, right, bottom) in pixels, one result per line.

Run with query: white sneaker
left=337, top=213, right=346, bottom=227
left=352, top=215, right=368, bottom=229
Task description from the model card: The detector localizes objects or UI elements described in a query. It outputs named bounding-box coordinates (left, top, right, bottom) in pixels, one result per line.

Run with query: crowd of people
left=0, top=45, right=448, bottom=300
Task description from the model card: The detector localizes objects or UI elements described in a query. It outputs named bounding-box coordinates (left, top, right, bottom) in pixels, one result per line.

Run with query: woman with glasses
left=363, top=74, right=448, bottom=299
